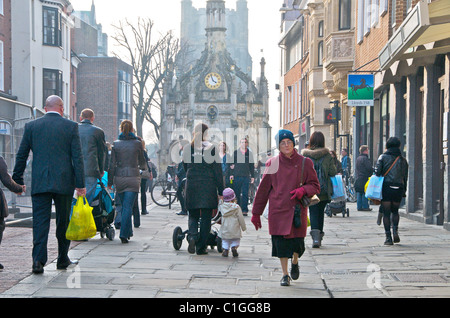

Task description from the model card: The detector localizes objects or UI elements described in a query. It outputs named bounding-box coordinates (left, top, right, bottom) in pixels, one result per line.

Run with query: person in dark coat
left=107, top=120, right=147, bottom=243
left=78, top=108, right=107, bottom=204
left=0, top=156, right=25, bottom=271
left=252, top=129, right=320, bottom=286
left=374, top=137, right=408, bottom=245
left=176, top=160, right=187, bottom=215
left=229, top=138, right=255, bottom=215
left=182, top=123, right=224, bottom=255
left=13, top=95, right=86, bottom=274
left=354, top=145, right=373, bottom=211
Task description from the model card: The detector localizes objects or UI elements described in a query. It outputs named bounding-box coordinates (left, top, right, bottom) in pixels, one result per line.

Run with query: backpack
left=312, top=157, right=328, bottom=196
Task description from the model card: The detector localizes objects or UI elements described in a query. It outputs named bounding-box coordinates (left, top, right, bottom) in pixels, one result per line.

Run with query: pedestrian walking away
left=0, top=156, right=25, bottom=271
left=12, top=95, right=86, bottom=274
left=140, top=139, right=151, bottom=215
left=78, top=108, right=107, bottom=205
left=107, top=120, right=148, bottom=243
left=229, top=138, right=255, bottom=216
left=252, top=129, right=320, bottom=286
left=182, top=123, right=224, bottom=255
left=301, top=131, right=336, bottom=248
left=218, top=188, right=246, bottom=257
left=355, top=145, right=373, bottom=211
left=374, top=137, right=408, bottom=245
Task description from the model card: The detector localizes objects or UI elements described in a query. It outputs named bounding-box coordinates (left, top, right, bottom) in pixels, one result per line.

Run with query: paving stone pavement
left=1, top=197, right=450, bottom=299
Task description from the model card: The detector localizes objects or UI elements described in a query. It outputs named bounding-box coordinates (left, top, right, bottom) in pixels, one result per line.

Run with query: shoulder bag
left=299, top=158, right=320, bottom=208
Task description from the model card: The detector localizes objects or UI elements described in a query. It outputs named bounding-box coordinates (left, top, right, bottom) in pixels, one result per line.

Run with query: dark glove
left=251, top=214, right=262, bottom=231
left=290, top=187, right=306, bottom=201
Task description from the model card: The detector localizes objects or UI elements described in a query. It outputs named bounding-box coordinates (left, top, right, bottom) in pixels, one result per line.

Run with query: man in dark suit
left=13, top=95, right=86, bottom=274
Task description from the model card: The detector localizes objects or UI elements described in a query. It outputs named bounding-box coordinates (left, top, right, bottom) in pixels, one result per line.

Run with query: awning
left=378, top=0, right=450, bottom=70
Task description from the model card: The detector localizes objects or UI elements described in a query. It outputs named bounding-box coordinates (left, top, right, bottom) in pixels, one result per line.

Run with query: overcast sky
left=71, top=0, right=282, bottom=140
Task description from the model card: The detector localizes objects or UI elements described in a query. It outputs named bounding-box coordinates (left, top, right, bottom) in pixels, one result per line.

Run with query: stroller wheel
left=172, top=226, right=183, bottom=250
left=346, top=208, right=350, bottom=217
left=325, top=205, right=332, bottom=217
left=106, top=227, right=115, bottom=241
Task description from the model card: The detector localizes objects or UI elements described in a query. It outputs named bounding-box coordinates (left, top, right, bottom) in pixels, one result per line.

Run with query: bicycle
left=344, top=175, right=357, bottom=203
left=151, top=165, right=185, bottom=207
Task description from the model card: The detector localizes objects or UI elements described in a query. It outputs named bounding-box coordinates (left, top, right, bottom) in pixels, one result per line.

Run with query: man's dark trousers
left=32, top=193, right=73, bottom=266
left=233, top=176, right=250, bottom=213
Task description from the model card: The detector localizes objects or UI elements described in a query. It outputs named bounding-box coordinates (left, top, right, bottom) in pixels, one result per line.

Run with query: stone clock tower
left=159, top=0, right=271, bottom=168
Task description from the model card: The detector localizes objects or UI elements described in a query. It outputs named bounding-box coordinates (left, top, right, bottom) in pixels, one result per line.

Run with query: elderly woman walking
left=108, top=120, right=148, bottom=243
left=374, top=137, right=408, bottom=245
left=251, top=130, right=320, bottom=286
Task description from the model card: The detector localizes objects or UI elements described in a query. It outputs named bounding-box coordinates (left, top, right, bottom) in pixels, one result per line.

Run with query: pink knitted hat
left=223, top=188, right=236, bottom=202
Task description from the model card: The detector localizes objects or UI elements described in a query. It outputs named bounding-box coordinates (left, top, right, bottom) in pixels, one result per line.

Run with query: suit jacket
left=12, top=113, right=85, bottom=195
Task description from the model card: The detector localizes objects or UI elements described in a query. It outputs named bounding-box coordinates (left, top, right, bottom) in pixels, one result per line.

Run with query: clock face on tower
left=205, top=72, right=222, bottom=90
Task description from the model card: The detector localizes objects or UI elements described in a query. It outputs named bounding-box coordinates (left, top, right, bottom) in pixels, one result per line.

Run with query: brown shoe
left=231, top=246, right=239, bottom=257
left=222, top=249, right=229, bottom=257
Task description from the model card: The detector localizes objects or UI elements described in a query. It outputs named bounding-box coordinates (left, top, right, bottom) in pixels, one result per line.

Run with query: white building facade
left=11, top=0, right=74, bottom=116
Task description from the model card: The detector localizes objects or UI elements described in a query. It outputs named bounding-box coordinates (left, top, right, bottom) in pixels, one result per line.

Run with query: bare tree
left=112, top=17, right=180, bottom=139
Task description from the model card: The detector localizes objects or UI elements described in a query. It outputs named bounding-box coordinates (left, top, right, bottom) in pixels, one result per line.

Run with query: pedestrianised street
left=1, top=200, right=450, bottom=299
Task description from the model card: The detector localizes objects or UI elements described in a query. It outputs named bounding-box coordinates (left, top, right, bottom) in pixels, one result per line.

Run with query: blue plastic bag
left=331, top=175, right=345, bottom=201
left=365, top=175, right=384, bottom=201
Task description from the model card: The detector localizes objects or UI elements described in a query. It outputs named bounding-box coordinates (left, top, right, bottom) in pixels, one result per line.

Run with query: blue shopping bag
left=331, top=175, right=345, bottom=200
left=365, top=175, right=384, bottom=201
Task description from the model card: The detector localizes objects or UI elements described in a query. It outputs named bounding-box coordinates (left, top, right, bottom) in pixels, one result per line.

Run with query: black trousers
left=31, top=193, right=72, bottom=265
left=188, top=209, right=212, bottom=252
left=0, top=217, right=4, bottom=245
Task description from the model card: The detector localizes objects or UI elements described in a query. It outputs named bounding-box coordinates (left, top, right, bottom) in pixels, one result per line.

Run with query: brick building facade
left=354, top=0, right=450, bottom=230
left=77, top=56, right=133, bottom=143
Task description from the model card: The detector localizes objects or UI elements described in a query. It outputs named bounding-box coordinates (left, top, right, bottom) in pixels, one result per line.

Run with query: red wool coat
left=252, top=150, right=320, bottom=238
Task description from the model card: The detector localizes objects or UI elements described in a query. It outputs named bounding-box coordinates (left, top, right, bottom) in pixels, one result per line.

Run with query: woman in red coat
left=251, top=130, right=320, bottom=286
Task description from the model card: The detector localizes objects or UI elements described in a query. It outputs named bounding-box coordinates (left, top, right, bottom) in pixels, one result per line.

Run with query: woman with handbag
left=374, top=137, right=408, bottom=245
left=107, top=120, right=148, bottom=243
left=301, top=131, right=337, bottom=248
left=251, top=130, right=320, bottom=286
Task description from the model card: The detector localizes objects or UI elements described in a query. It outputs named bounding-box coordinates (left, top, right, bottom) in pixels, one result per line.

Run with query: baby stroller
left=90, top=175, right=116, bottom=240
left=325, top=175, right=349, bottom=218
left=172, top=209, right=223, bottom=253
left=325, top=199, right=349, bottom=218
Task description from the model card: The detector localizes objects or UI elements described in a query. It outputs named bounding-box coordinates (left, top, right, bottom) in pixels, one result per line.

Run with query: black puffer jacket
left=374, top=147, right=408, bottom=191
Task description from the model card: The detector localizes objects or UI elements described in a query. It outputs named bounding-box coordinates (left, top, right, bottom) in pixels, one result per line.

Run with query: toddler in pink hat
left=218, top=188, right=247, bottom=257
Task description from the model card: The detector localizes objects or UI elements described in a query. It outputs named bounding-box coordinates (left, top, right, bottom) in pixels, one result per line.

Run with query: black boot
left=392, top=227, right=400, bottom=243
left=310, top=229, right=321, bottom=248
left=384, top=231, right=393, bottom=245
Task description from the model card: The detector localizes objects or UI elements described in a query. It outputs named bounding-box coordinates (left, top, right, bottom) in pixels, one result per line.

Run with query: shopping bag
left=66, top=196, right=97, bottom=241
left=365, top=175, right=384, bottom=203
left=330, top=175, right=345, bottom=201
